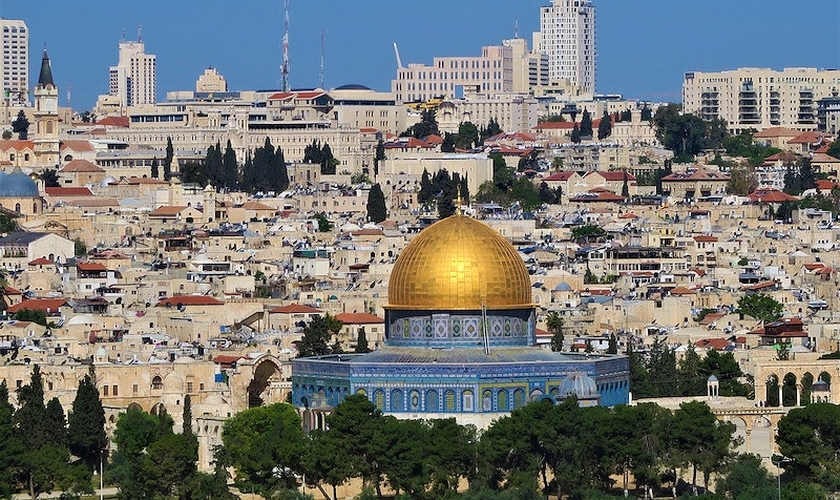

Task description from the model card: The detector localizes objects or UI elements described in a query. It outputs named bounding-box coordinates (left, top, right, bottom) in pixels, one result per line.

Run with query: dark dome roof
left=334, top=84, right=371, bottom=90
left=0, top=169, right=39, bottom=197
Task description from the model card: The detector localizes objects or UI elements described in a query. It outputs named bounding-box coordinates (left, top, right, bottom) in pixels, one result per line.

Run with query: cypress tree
left=355, top=327, right=370, bottom=353
left=164, top=137, right=174, bottom=181
left=366, top=183, right=387, bottom=223
left=597, top=110, right=613, bottom=140
left=68, top=374, right=107, bottom=470
left=182, top=394, right=193, bottom=436
left=222, top=140, right=238, bottom=189
left=580, top=109, right=593, bottom=138
left=150, top=157, right=159, bottom=179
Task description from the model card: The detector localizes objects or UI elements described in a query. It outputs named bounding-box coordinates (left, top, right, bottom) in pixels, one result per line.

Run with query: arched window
left=390, top=389, right=404, bottom=412
left=444, top=390, right=456, bottom=412
left=462, top=390, right=474, bottom=411
left=151, top=376, right=163, bottom=390
left=425, top=390, right=439, bottom=412
left=498, top=390, right=509, bottom=411
left=373, top=390, right=385, bottom=410
left=14, top=203, right=20, bottom=213
left=513, top=389, right=526, bottom=409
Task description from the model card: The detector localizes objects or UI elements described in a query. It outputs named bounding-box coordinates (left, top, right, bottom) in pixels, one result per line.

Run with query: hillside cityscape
left=1, top=1, right=840, bottom=499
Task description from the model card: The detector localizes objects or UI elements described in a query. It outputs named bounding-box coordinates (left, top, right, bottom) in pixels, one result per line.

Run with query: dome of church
left=0, top=169, right=39, bottom=197
left=558, top=372, right=598, bottom=399
left=387, top=215, right=532, bottom=310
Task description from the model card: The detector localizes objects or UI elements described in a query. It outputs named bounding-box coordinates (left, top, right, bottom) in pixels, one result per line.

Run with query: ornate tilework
left=464, top=318, right=479, bottom=338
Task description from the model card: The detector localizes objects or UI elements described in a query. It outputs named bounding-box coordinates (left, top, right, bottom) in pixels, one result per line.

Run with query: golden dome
left=387, top=215, right=533, bottom=310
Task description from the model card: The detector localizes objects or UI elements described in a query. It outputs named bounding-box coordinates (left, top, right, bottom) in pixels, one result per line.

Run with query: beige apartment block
left=534, top=0, right=596, bottom=93
left=392, top=38, right=548, bottom=103
left=683, top=67, right=840, bottom=133
left=378, top=153, right=493, bottom=196
left=436, top=92, right=540, bottom=134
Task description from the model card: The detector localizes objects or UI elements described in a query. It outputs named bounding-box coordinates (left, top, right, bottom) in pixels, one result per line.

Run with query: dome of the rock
left=387, top=215, right=532, bottom=310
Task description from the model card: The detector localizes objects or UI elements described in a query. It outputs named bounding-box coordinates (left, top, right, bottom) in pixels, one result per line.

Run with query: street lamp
left=772, top=455, right=791, bottom=500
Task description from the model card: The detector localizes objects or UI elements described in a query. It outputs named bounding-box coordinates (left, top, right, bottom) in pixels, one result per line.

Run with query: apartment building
left=534, top=0, right=596, bottom=93
left=0, top=19, right=28, bottom=104
left=683, top=67, right=840, bottom=133
left=108, top=38, right=157, bottom=107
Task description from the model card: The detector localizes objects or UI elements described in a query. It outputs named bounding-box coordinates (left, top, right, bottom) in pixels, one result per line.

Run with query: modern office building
left=683, top=67, right=840, bottom=134
left=534, top=0, right=596, bottom=93
left=108, top=37, right=157, bottom=107
left=0, top=19, right=28, bottom=104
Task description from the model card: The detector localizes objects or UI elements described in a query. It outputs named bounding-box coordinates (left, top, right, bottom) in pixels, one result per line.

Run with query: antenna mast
left=281, top=0, right=290, bottom=91
left=320, top=29, right=325, bottom=89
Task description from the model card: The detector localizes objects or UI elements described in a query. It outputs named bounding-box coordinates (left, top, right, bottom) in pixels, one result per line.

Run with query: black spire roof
left=38, top=49, right=54, bottom=87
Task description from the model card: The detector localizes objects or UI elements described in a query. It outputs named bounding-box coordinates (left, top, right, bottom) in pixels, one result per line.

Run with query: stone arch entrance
left=245, top=355, right=288, bottom=408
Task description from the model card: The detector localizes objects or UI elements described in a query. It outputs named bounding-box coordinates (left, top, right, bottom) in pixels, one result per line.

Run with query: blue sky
left=7, top=0, right=840, bottom=110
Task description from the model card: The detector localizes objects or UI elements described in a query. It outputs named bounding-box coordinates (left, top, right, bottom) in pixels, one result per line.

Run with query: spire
left=38, top=48, right=55, bottom=88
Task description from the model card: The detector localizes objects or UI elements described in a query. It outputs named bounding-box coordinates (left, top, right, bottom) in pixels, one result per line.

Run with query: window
left=152, top=376, right=163, bottom=390
left=132, top=384, right=138, bottom=394
left=103, top=385, right=109, bottom=396
left=462, top=390, right=474, bottom=411
left=444, top=390, right=456, bottom=411
left=186, top=381, right=194, bottom=393
left=425, top=390, right=439, bottom=412
left=112, top=385, right=118, bottom=396
left=390, top=389, right=403, bottom=411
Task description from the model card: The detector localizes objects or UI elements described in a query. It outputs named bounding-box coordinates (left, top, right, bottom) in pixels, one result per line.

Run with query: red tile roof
left=59, top=140, right=95, bottom=152
left=149, top=205, right=193, bottom=217
left=694, top=338, right=731, bottom=350
left=533, top=121, right=575, bottom=130
left=59, top=159, right=104, bottom=173
left=156, top=295, right=224, bottom=307
left=748, top=188, right=799, bottom=203
left=0, top=140, right=35, bottom=151
left=268, top=303, right=323, bottom=314
left=544, top=171, right=576, bottom=182
left=77, top=262, right=107, bottom=272
left=335, top=312, right=384, bottom=324
left=28, top=257, right=53, bottom=266
left=693, top=235, right=719, bottom=243
left=589, top=171, right=636, bottom=182
left=45, top=187, right=95, bottom=196
left=96, top=116, right=130, bottom=128
left=7, top=298, right=69, bottom=314
left=753, top=127, right=800, bottom=139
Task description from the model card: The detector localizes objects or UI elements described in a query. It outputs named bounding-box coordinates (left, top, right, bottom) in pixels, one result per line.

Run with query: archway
left=800, top=372, right=814, bottom=406
left=782, top=373, right=798, bottom=407
left=765, top=374, right=779, bottom=407
left=246, top=357, right=283, bottom=408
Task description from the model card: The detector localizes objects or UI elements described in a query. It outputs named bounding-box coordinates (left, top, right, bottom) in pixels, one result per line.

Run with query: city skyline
left=3, top=0, right=839, bottom=110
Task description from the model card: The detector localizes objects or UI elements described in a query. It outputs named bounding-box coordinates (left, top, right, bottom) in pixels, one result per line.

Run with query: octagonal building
left=291, top=214, right=630, bottom=428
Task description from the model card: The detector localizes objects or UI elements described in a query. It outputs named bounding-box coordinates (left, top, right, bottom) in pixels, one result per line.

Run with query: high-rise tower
left=33, top=50, right=60, bottom=168
left=108, top=29, right=157, bottom=107
left=0, top=20, right=29, bottom=104
left=534, top=0, right=596, bottom=93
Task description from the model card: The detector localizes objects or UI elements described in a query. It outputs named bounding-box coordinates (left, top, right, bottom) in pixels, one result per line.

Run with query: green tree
left=652, top=104, right=711, bottom=162
left=68, top=374, right=108, bottom=472
left=570, top=124, right=582, bottom=144
left=538, top=181, right=559, bottom=204
left=222, top=139, right=239, bottom=189
left=715, top=454, right=776, bottom=500
left=313, top=213, right=333, bottom=232
left=163, top=136, right=174, bottom=181
left=366, top=183, right=387, bottom=223
left=323, top=395, right=385, bottom=493
left=570, top=224, right=606, bottom=243
left=456, top=121, right=480, bottom=150
left=354, top=326, right=370, bottom=353
left=0, top=380, right=22, bottom=498
left=109, top=407, right=160, bottom=499
left=219, top=403, right=304, bottom=497
left=15, top=365, right=75, bottom=499
left=40, top=169, right=60, bottom=188
left=296, top=314, right=343, bottom=358
left=73, top=238, right=87, bottom=257
left=302, top=428, right=353, bottom=500
left=579, top=110, right=593, bottom=138
left=150, top=157, right=159, bottom=179
left=737, top=293, right=784, bottom=324
left=403, top=109, right=439, bottom=138
left=672, top=400, right=737, bottom=492
left=12, top=110, right=29, bottom=140
left=373, top=139, right=386, bottom=177
left=597, top=111, right=612, bottom=140
left=777, top=403, right=840, bottom=483
left=546, top=311, right=564, bottom=352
